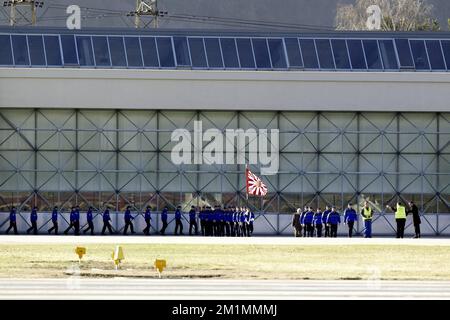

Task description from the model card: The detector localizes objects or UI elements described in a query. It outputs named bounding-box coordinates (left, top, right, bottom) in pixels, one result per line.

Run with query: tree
left=336, top=0, right=440, bottom=31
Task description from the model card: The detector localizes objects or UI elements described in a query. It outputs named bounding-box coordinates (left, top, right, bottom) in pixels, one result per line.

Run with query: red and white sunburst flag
left=246, top=167, right=268, bottom=197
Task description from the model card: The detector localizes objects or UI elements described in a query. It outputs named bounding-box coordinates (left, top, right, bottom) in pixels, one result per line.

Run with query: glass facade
left=0, top=110, right=448, bottom=234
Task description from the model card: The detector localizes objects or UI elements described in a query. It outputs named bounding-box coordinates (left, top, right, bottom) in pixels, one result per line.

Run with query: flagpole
left=245, top=164, right=249, bottom=207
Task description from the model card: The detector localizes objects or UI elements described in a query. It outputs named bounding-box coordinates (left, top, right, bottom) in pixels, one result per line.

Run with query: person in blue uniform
left=239, top=207, right=247, bottom=237
left=6, top=206, right=18, bottom=235
left=74, top=205, right=80, bottom=235
left=199, top=206, right=206, bottom=236
left=327, top=206, right=341, bottom=238
left=101, top=206, right=113, bottom=235
left=343, top=203, right=357, bottom=238
left=143, top=205, right=152, bottom=235
left=206, top=206, right=213, bottom=236
left=174, top=205, right=183, bottom=235
left=160, top=206, right=168, bottom=235
left=248, top=208, right=255, bottom=236
left=313, top=207, right=323, bottom=237
left=64, top=206, right=76, bottom=235
left=322, top=205, right=331, bottom=237
left=233, top=207, right=239, bottom=237
left=123, top=206, right=135, bottom=235
left=300, top=206, right=308, bottom=237
left=48, top=206, right=59, bottom=235
left=26, top=206, right=38, bottom=235
left=211, top=205, right=219, bottom=236
left=302, top=207, right=314, bottom=237
left=83, top=206, right=95, bottom=235
left=188, top=205, right=198, bottom=236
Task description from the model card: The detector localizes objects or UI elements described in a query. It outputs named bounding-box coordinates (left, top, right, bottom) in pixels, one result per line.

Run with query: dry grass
left=0, top=243, right=449, bottom=280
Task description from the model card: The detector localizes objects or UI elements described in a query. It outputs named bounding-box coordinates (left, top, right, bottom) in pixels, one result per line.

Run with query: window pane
left=205, top=38, right=223, bottom=68
left=378, top=40, right=398, bottom=69
left=108, top=37, right=126, bottom=67
left=441, top=40, right=450, bottom=70
left=395, top=39, right=414, bottom=68
left=425, top=40, right=445, bottom=70
left=27, top=35, right=46, bottom=66
left=284, top=38, right=303, bottom=68
left=363, top=40, right=382, bottom=69
left=60, top=35, right=78, bottom=65
left=140, top=37, right=159, bottom=67
left=0, top=35, right=13, bottom=65
left=92, top=36, right=110, bottom=67
left=173, top=36, right=191, bottom=67
left=236, top=38, right=255, bottom=68
left=410, top=40, right=430, bottom=70
left=76, top=36, right=94, bottom=66
left=156, top=37, right=175, bottom=67
left=347, top=40, right=366, bottom=69
left=252, top=38, right=271, bottom=68
left=315, top=39, right=334, bottom=69
left=188, top=38, right=207, bottom=68
left=12, top=35, right=29, bottom=65
left=299, top=39, right=318, bottom=69
left=331, top=39, right=350, bottom=69
left=268, top=38, right=287, bottom=69
left=220, top=38, right=239, bottom=68
left=125, top=37, right=143, bottom=67
left=44, top=35, right=62, bottom=66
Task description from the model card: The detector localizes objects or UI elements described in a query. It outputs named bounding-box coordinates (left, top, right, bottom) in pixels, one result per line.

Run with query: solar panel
left=0, top=30, right=449, bottom=72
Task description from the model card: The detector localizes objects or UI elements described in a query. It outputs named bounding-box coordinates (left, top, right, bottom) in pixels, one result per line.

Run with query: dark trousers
left=160, top=220, right=168, bottom=235
left=315, top=224, right=322, bottom=237
left=83, top=221, right=94, bottom=235
left=305, top=223, right=313, bottom=237
left=240, top=223, right=247, bottom=237
left=225, top=222, right=231, bottom=237
left=200, top=220, right=205, bottom=236
left=143, top=218, right=151, bottom=235
left=324, top=224, right=330, bottom=237
left=414, top=224, right=421, bottom=237
left=48, top=221, right=58, bottom=234
left=174, top=219, right=183, bottom=235
left=230, top=222, right=235, bottom=237
left=123, top=220, right=135, bottom=235
left=189, top=219, right=198, bottom=235
left=302, top=224, right=307, bottom=237
left=235, top=222, right=240, bottom=237
left=6, top=221, right=18, bottom=234
left=101, top=221, right=113, bottom=234
left=293, top=225, right=301, bottom=237
left=27, top=221, right=38, bottom=235
left=347, top=221, right=354, bottom=238
left=330, top=224, right=338, bottom=237
left=396, top=219, right=406, bottom=238
left=64, top=221, right=79, bottom=235
left=248, top=222, right=254, bottom=236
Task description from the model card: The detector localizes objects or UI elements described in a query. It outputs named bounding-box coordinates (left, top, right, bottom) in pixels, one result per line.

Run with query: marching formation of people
left=292, top=200, right=422, bottom=239
left=3, top=204, right=256, bottom=237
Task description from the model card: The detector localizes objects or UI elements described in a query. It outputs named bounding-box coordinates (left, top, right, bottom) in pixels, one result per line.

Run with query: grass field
left=0, top=243, right=449, bottom=280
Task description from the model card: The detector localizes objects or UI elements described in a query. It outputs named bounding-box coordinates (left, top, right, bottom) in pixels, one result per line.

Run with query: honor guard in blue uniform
left=26, top=206, right=39, bottom=235
left=302, top=207, right=314, bottom=237
left=65, top=206, right=80, bottom=235
left=143, top=205, right=152, bottom=235
left=101, top=206, right=114, bottom=235
left=174, top=206, right=183, bottom=235
left=48, top=206, right=59, bottom=235
left=224, top=207, right=231, bottom=237
left=199, top=206, right=206, bottom=236
left=83, top=206, right=95, bottom=235
left=123, top=206, right=136, bottom=235
left=248, top=209, right=255, bottom=236
left=344, top=203, right=357, bottom=238
left=188, top=205, right=198, bottom=235
left=326, top=206, right=341, bottom=238
left=6, top=206, right=18, bottom=234
left=239, top=207, right=247, bottom=237
left=160, top=206, right=168, bottom=235
left=300, top=206, right=308, bottom=237
left=322, top=206, right=331, bottom=237
left=234, top=207, right=241, bottom=237
left=313, top=208, right=323, bottom=237
left=211, top=206, right=218, bottom=236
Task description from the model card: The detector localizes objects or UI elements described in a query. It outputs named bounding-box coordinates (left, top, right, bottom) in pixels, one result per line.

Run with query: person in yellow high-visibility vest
left=360, top=201, right=373, bottom=238
left=386, top=202, right=407, bottom=238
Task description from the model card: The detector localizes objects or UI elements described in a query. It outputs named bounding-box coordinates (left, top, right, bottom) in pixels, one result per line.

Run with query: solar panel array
left=1, top=33, right=450, bottom=71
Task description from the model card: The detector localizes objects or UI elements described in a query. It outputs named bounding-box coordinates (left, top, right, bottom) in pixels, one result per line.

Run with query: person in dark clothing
left=101, top=206, right=114, bottom=235
left=26, top=206, right=38, bottom=235
left=48, top=206, right=59, bottom=235
left=326, top=206, right=341, bottom=238
left=313, top=208, right=323, bottom=237
left=174, top=206, right=183, bottom=235
left=199, top=206, right=206, bottom=236
left=343, top=203, right=357, bottom=238
left=188, top=205, right=198, bottom=236
left=6, top=206, right=18, bottom=235
left=300, top=206, right=308, bottom=237
left=83, top=206, right=95, bottom=235
left=407, top=201, right=421, bottom=238
left=292, top=208, right=302, bottom=237
left=302, top=207, right=315, bottom=237
left=160, top=207, right=169, bottom=235
left=123, top=206, right=135, bottom=235
left=322, top=206, right=331, bottom=237
left=143, top=205, right=152, bottom=235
